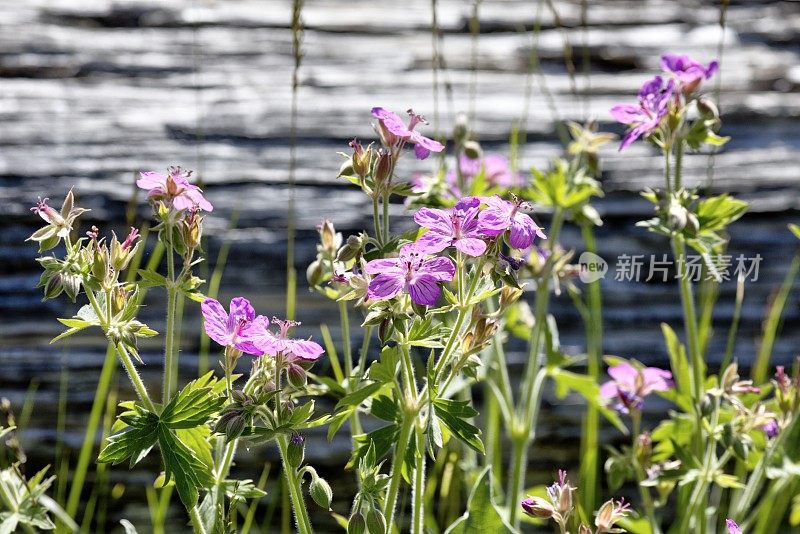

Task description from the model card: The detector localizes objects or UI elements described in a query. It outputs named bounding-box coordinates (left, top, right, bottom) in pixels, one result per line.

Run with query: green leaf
left=334, top=383, right=383, bottom=412
left=443, top=467, right=518, bottom=534
left=368, top=346, right=400, bottom=383
left=161, top=372, right=225, bottom=429
left=158, top=426, right=215, bottom=508
left=789, top=224, right=800, bottom=241
left=661, top=323, right=693, bottom=400
left=433, top=399, right=484, bottom=454
left=97, top=421, right=158, bottom=467
left=370, top=395, right=399, bottom=422
left=346, top=425, right=399, bottom=469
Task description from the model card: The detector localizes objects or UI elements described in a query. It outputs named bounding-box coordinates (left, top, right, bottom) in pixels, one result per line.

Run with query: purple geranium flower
left=600, top=363, right=672, bottom=413
left=661, top=53, right=718, bottom=93
left=137, top=166, right=213, bottom=212
left=725, top=519, right=742, bottom=534
left=371, top=107, right=445, bottom=160
left=414, top=196, right=487, bottom=257
left=477, top=195, right=546, bottom=249
left=610, top=76, right=675, bottom=151
left=253, top=318, right=325, bottom=362
left=364, top=243, right=455, bottom=306
left=201, top=297, right=267, bottom=356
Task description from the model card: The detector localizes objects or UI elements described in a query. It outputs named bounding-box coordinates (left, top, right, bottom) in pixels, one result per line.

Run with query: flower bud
left=347, top=513, right=366, bottom=534
left=521, top=496, right=554, bottom=519
left=318, top=219, right=337, bottom=254
left=462, top=140, right=482, bottom=160
left=182, top=212, right=203, bottom=250
left=700, top=392, right=715, bottom=418
left=287, top=363, right=307, bottom=389
left=667, top=199, right=688, bottom=231
left=366, top=508, right=387, bottom=534
left=214, top=410, right=247, bottom=442
left=306, top=260, right=324, bottom=287
left=62, top=274, right=81, bottom=302
left=43, top=272, right=64, bottom=300
left=111, top=286, right=127, bottom=316
left=350, top=139, right=372, bottom=177
left=287, top=434, right=305, bottom=468
left=373, top=149, right=394, bottom=191
left=499, top=286, right=523, bottom=311
left=453, top=113, right=470, bottom=143
left=337, top=235, right=363, bottom=263
left=697, top=98, right=719, bottom=120
left=309, top=476, right=333, bottom=510
left=378, top=318, right=393, bottom=344
left=579, top=524, right=592, bottom=534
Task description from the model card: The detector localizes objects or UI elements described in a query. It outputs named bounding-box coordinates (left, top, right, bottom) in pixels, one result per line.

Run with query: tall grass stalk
left=752, top=250, right=799, bottom=383
left=286, top=0, right=304, bottom=322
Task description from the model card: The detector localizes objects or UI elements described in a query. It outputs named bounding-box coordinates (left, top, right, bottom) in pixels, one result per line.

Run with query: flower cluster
left=363, top=194, right=546, bottom=306
left=610, top=52, right=718, bottom=150
left=201, top=297, right=323, bottom=363
left=137, top=166, right=213, bottom=212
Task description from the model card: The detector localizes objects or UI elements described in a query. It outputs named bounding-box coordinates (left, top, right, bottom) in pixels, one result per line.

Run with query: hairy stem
left=383, top=415, right=415, bottom=531
left=412, top=427, right=426, bottom=534
left=163, top=238, right=178, bottom=402
left=277, top=434, right=313, bottom=534
left=115, top=343, right=156, bottom=413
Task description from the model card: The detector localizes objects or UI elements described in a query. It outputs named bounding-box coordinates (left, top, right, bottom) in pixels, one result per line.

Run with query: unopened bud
left=366, top=508, right=387, bottom=534
left=111, top=286, right=127, bottom=316
left=287, top=363, right=307, bottom=389
left=62, top=274, right=81, bottom=302
left=453, top=113, right=470, bottom=143
left=697, top=98, right=719, bottom=120
left=43, top=272, right=64, bottom=300
left=521, top=496, right=554, bottom=519
left=499, top=286, right=523, bottom=310
left=317, top=219, right=337, bottom=253
left=306, top=260, right=324, bottom=287
left=287, top=434, right=305, bottom=468
left=309, top=476, right=333, bottom=510
left=373, top=149, right=394, bottom=191
left=667, top=200, right=688, bottom=231
left=347, top=513, right=366, bottom=534
left=462, top=140, right=482, bottom=160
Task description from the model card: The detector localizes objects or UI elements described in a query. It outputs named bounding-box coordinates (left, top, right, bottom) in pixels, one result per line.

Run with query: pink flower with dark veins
left=477, top=195, right=546, bottom=250
left=253, top=318, right=325, bottom=362
left=414, top=196, right=487, bottom=257
left=364, top=243, right=455, bottom=306
left=201, top=297, right=268, bottom=356
left=371, top=107, right=445, bottom=160
left=137, top=166, right=213, bottom=212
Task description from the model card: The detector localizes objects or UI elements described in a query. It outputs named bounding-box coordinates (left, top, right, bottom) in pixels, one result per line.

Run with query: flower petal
left=454, top=237, right=486, bottom=257
left=201, top=298, right=231, bottom=347
left=367, top=273, right=405, bottom=301
left=408, top=274, right=441, bottom=306
left=418, top=256, right=455, bottom=281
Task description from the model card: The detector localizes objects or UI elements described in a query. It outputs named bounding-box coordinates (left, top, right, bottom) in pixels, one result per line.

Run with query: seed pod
left=309, top=476, right=333, bottom=510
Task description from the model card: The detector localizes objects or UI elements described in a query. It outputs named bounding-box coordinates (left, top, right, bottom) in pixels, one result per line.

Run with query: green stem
left=412, top=427, right=426, bottom=534
left=189, top=504, right=208, bottom=534
left=631, top=412, right=659, bottom=534
left=65, top=344, right=118, bottom=518
left=163, top=240, right=178, bottom=403
left=664, top=144, right=672, bottom=192
left=382, top=191, right=390, bottom=244
left=672, top=236, right=704, bottom=406
left=383, top=415, right=415, bottom=531
left=373, top=194, right=382, bottom=246
left=115, top=343, right=156, bottom=413
left=277, top=434, right=313, bottom=534
left=340, top=300, right=362, bottom=437
left=578, top=222, right=602, bottom=514
left=674, top=141, right=684, bottom=190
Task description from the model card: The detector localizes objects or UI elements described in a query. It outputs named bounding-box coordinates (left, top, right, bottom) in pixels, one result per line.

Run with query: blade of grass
left=752, top=250, right=799, bottom=383
left=241, top=463, right=271, bottom=534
